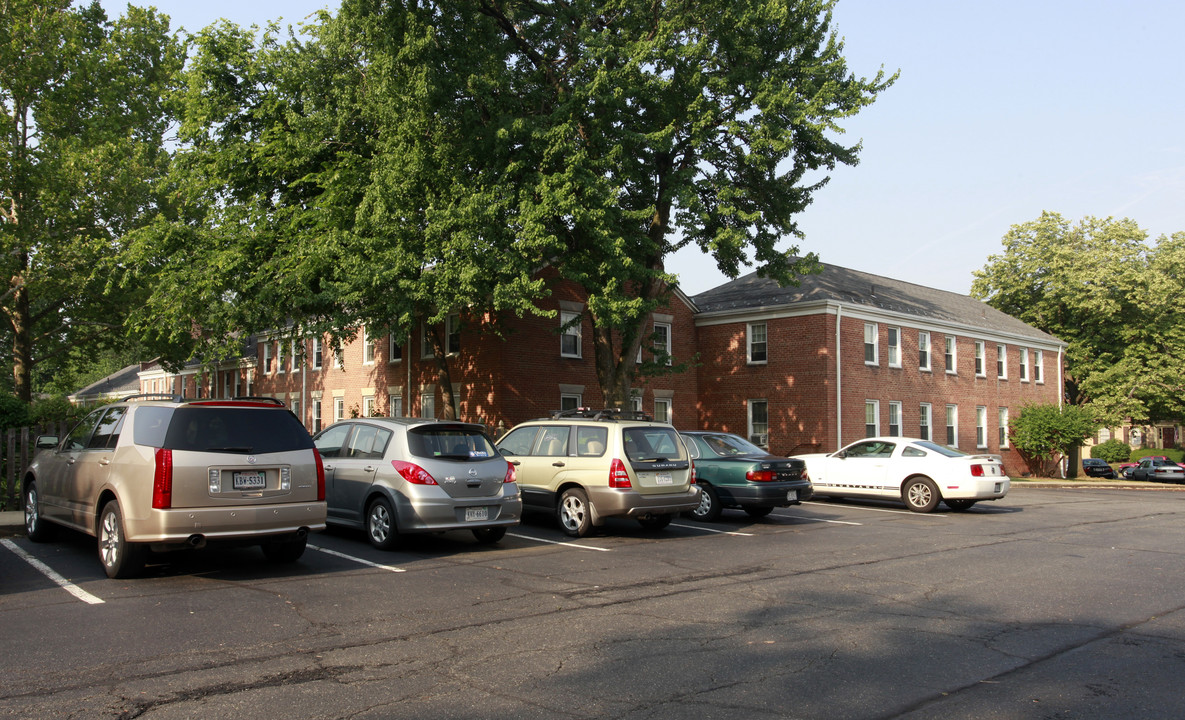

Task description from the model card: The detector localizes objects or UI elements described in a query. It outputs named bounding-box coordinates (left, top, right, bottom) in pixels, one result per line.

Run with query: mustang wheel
left=944, top=499, right=977, bottom=512
left=556, top=487, right=592, bottom=538
left=903, top=476, right=940, bottom=513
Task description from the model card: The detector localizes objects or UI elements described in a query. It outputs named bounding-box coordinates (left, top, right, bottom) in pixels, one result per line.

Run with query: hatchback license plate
left=655, top=472, right=673, bottom=486
left=233, top=471, right=266, bottom=490
left=786, top=489, right=797, bottom=501
left=465, top=506, right=489, bottom=522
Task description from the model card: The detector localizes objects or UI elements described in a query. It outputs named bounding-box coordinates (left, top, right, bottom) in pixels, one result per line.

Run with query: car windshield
left=911, top=440, right=969, bottom=458
left=701, top=434, right=765, bottom=457
left=408, top=424, right=498, bottom=460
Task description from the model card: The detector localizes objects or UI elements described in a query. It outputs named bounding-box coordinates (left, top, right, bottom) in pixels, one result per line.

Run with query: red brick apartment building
left=137, top=262, right=1064, bottom=476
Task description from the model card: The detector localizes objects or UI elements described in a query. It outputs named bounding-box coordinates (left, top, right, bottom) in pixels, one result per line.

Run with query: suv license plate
left=465, top=507, right=489, bottom=522
left=233, top=471, right=266, bottom=490
left=655, top=472, right=673, bottom=486
left=786, top=489, right=797, bottom=501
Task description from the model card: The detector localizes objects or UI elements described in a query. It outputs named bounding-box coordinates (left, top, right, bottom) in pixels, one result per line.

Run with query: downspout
left=835, top=305, right=843, bottom=450
left=1057, top=346, right=1064, bottom=410
left=301, top=338, right=307, bottom=431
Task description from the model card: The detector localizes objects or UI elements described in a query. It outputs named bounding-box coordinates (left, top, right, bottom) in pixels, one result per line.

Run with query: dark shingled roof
left=69, top=364, right=142, bottom=400
left=692, top=261, right=1062, bottom=345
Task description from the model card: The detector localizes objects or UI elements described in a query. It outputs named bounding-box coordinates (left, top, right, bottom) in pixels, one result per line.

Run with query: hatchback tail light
left=970, top=465, right=986, bottom=477
left=314, top=449, right=326, bottom=501
left=152, top=448, right=173, bottom=509
left=503, top=461, right=517, bottom=484
left=392, top=460, right=438, bottom=485
left=609, top=458, right=632, bottom=489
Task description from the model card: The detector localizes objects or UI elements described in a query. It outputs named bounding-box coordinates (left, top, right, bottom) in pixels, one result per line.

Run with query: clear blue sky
left=117, top=0, right=1185, bottom=296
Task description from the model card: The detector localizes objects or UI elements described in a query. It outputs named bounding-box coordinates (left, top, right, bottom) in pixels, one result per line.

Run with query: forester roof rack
left=549, top=407, right=654, bottom=422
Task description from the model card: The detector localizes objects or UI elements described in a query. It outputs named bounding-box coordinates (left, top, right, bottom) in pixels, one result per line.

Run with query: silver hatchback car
left=313, top=418, right=521, bottom=549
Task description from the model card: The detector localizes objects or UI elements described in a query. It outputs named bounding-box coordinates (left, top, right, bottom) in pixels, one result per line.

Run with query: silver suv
left=23, top=396, right=326, bottom=578
left=496, top=409, right=699, bottom=537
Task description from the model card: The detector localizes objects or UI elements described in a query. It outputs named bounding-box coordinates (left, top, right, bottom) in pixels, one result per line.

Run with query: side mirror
left=836, top=450, right=847, bottom=459
left=36, top=435, right=59, bottom=450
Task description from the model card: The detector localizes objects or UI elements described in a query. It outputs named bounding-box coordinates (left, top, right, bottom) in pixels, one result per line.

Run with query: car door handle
left=99, top=458, right=111, bottom=466
left=324, top=464, right=335, bottom=471
left=363, top=466, right=375, bottom=472
left=552, top=461, right=566, bottom=467
left=509, top=460, right=521, bottom=466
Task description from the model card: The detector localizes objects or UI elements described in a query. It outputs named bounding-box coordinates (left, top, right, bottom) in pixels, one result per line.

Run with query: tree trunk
left=10, top=273, right=33, bottom=403
left=424, top=325, right=457, bottom=420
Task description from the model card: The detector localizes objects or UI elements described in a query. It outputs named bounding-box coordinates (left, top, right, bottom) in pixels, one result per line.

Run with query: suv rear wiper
left=205, top=446, right=254, bottom=453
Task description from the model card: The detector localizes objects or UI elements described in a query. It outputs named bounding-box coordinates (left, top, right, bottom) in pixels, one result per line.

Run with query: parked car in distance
left=1082, top=458, right=1117, bottom=479
left=496, top=408, right=699, bottom=537
left=313, top=418, right=520, bottom=549
left=1129, top=457, right=1184, bottom=483
left=794, top=437, right=1009, bottom=513
left=678, top=432, right=811, bottom=521
left=1118, top=462, right=1138, bottom=479
left=24, top=395, right=326, bottom=578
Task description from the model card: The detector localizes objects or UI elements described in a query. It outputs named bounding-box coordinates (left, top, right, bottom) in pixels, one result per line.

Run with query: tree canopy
left=0, top=1, right=182, bottom=401
left=132, top=0, right=894, bottom=408
left=972, top=211, right=1185, bottom=424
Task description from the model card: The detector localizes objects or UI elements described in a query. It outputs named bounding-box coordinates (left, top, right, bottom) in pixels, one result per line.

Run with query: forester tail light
left=392, top=460, right=438, bottom=485
left=970, top=464, right=986, bottom=477
left=152, top=448, right=173, bottom=509
left=503, top=462, right=517, bottom=484
left=314, top=449, right=326, bottom=501
left=690, top=460, right=696, bottom=485
left=609, top=458, right=632, bottom=489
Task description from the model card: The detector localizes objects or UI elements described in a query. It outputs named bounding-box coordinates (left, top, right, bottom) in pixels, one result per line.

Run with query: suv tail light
left=392, top=460, right=438, bottom=485
left=609, top=458, right=632, bottom=489
left=152, top=448, right=173, bottom=509
left=314, top=449, right=326, bottom=501
left=970, top=464, right=986, bottom=477
left=503, top=461, right=517, bottom=484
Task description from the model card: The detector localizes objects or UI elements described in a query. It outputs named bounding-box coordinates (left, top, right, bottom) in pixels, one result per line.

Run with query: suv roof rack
left=123, top=393, right=184, bottom=403
left=230, top=396, right=287, bottom=406
left=549, top=407, right=654, bottom=422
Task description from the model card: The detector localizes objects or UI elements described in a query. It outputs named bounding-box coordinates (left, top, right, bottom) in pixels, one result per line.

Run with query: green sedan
left=680, top=432, right=813, bottom=521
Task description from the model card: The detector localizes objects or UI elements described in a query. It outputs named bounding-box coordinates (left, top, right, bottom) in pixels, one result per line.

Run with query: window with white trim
left=391, top=394, right=403, bottom=418
left=389, top=335, right=402, bottom=363
left=446, top=314, right=460, bottom=355
left=276, top=341, right=285, bottom=374
left=998, top=407, right=1009, bottom=448
left=312, top=400, right=322, bottom=433
left=888, top=401, right=901, bottom=436
left=864, top=323, right=878, bottom=365
left=654, top=397, right=672, bottom=423
left=420, top=393, right=435, bottom=419
left=333, top=397, right=344, bottom=423
left=560, top=393, right=582, bottom=412
left=363, top=327, right=375, bottom=365
left=291, top=399, right=301, bottom=424
left=560, top=311, right=582, bottom=358
left=976, top=406, right=987, bottom=448
left=945, top=405, right=958, bottom=447
left=748, top=322, right=768, bottom=364
left=363, top=396, right=376, bottom=417
left=918, top=331, right=931, bottom=371
left=887, top=327, right=901, bottom=367
left=865, top=400, right=880, bottom=437
left=654, top=322, right=672, bottom=366
left=974, top=340, right=986, bottom=377
left=312, top=338, right=323, bottom=370
left=748, top=399, right=768, bottom=447
left=1034, top=350, right=1044, bottom=383
left=997, top=344, right=1007, bottom=379
left=630, top=391, right=643, bottom=413
left=944, top=335, right=956, bottom=374
left=263, top=343, right=273, bottom=374
left=1019, top=348, right=1029, bottom=382
left=919, top=403, right=932, bottom=441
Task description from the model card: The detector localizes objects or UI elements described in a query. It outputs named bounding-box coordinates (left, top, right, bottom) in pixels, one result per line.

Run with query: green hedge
left=1090, top=439, right=1132, bottom=463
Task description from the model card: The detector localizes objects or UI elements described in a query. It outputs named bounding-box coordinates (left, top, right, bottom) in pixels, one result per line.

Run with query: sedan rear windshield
left=144, top=406, right=314, bottom=454
left=408, top=425, right=499, bottom=461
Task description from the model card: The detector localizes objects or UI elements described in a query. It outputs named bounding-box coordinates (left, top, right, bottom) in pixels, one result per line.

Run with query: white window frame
left=748, top=322, right=768, bottom=364
left=1034, top=350, right=1044, bottom=384
left=976, top=406, right=987, bottom=448
left=420, top=393, right=435, bottom=419
left=560, top=311, right=582, bottom=358
left=1019, top=348, right=1029, bottom=382
left=945, top=404, right=958, bottom=448
left=391, top=394, right=403, bottom=418
left=654, top=322, right=672, bottom=366
left=363, top=395, right=376, bottom=417
left=276, top=341, right=285, bottom=374
left=363, top=327, right=375, bottom=365
left=998, top=407, right=1010, bottom=448
left=446, top=314, right=461, bottom=355
left=654, top=397, right=672, bottom=423
left=944, top=335, right=957, bottom=375
left=312, top=338, right=324, bottom=370
left=997, top=344, right=1007, bottom=379
left=560, top=393, right=582, bottom=412
left=748, top=399, right=769, bottom=447
left=888, top=401, right=901, bottom=437
left=388, top=335, right=402, bottom=364
left=864, top=322, right=878, bottom=366
left=291, top=399, right=301, bottom=424
left=974, top=341, right=986, bottom=377
left=333, top=397, right=344, bottom=423
left=263, top=342, right=273, bottom=375
left=865, top=399, right=880, bottom=437
left=312, top=399, right=322, bottom=433
left=887, top=327, right=901, bottom=368
left=919, top=403, right=932, bottom=442
left=918, top=331, right=931, bottom=371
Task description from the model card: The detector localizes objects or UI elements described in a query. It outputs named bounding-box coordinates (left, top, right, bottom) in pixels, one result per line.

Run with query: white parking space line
left=507, top=533, right=612, bottom=552
left=802, top=501, right=946, bottom=517
left=669, top=523, right=754, bottom=536
left=773, top=513, right=863, bottom=526
left=1, top=539, right=104, bottom=605
left=309, top=544, right=407, bottom=572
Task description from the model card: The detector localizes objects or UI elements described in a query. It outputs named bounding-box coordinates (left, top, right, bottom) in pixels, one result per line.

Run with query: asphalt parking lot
left=3, top=486, right=1185, bottom=719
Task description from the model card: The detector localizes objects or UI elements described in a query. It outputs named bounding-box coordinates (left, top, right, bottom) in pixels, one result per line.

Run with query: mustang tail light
left=503, top=461, right=517, bottom=484
left=152, top=448, right=173, bottom=509
left=314, top=449, right=326, bottom=501
left=609, top=458, right=632, bottom=488
left=970, top=465, right=986, bottom=477
left=392, top=460, right=437, bottom=485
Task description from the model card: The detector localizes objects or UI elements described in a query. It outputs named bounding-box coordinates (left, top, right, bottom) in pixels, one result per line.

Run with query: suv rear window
left=155, top=406, right=314, bottom=454
left=623, top=427, right=686, bottom=463
left=408, top=424, right=498, bottom=460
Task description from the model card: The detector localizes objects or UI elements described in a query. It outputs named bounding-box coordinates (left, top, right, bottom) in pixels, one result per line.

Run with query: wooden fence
left=1, top=423, right=68, bottom=512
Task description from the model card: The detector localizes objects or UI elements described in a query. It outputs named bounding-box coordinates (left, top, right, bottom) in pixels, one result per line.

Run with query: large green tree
left=971, top=212, right=1185, bottom=423
left=0, top=1, right=182, bottom=401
